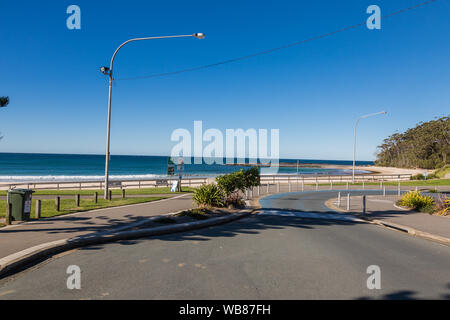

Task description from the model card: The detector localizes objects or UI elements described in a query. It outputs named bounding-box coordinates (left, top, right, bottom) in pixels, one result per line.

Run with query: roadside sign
left=168, top=157, right=175, bottom=176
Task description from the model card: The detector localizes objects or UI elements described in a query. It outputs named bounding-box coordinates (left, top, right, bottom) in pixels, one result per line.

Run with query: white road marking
left=258, top=210, right=363, bottom=222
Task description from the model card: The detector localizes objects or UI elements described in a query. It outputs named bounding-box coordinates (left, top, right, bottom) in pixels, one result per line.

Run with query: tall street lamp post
left=100, top=33, right=205, bottom=199
left=352, top=111, right=387, bottom=183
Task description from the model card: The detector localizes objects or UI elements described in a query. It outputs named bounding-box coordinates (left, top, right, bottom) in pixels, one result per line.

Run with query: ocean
left=0, top=153, right=374, bottom=182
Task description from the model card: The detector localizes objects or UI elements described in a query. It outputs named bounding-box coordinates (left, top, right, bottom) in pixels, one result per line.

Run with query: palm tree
left=0, top=96, right=9, bottom=107
left=0, top=96, right=9, bottom=140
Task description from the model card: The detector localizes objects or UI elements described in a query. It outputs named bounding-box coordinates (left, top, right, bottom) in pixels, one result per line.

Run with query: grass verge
left=0, top=196, right=167, bottom=219
left=0, top=187, right=196, bottom=196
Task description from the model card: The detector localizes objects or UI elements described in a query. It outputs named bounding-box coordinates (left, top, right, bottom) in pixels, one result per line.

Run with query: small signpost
left=168, top=157, right=175, bottom=176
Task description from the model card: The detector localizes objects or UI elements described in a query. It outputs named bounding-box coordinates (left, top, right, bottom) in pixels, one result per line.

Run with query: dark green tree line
left=375, top=115, right=449, bottom=169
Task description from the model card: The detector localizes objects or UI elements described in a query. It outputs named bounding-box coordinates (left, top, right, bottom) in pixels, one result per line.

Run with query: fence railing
left=0, top=173, right=413, bottom=191
left=259, top=174, right=412, bottom=184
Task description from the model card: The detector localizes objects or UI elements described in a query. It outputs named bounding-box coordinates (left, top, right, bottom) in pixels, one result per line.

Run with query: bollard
left=245, top=190, right=248, bottom=200
left=337, top=192, right=341, bottom=208
left=347, top=193, right=350, bottom=211
left=415, top=186, right=418, bottom=192
left=250, top=189, right=253, bottom=199
left=109, top=190, right=112, bottom=200
left=346, top=182, right=349, bottom=190
left=330, top=180, right=333, bottom=190
left=122, top=189, right=126, bottom=199
left=398, top=181, right=401, bottom=196
left=277, top=183, right=280, bottom=193
left=380, top=180, right=383, bottom=190
left=301, top=180, right=304, bottom=192
left=362, top=181, right=365, bottom=190
left=257, top=185, right=260, bottom=196
left=36, top=200, right=41, bottom=219
left=94, top=192, right=98, bottom=203
left=315, top=182, right=318, bottom=191
left=75, top=194, right=80, bottom=207
left=55, top=196, right=60, bottom=212
left=266, top=183, right=269, bottom=193
left=383, top=186, right=386, bottom=197
left=362, top=195, right=366, bottom=214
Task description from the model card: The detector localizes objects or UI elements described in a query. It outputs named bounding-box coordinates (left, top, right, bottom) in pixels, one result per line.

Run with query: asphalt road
left=0, top=190, right=449, bottom=300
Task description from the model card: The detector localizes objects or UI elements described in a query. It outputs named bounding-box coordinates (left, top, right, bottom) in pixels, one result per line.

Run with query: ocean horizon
left=0, top=153, right=374, bottom=182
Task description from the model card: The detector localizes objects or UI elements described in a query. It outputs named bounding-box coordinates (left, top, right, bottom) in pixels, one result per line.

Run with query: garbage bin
left=8, top=189, right=34, bottom=221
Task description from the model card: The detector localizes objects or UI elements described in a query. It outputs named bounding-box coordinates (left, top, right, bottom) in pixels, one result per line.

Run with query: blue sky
left=0, top=0, right=449, bottom=160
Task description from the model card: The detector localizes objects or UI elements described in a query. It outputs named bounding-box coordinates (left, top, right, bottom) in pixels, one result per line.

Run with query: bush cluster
left=398, top=191, right=435, bottom=212
left=192, top=167, right=260, bottom=208
left=192, top=184, right=224, bottom=208
left=410, top=173, right=437, bottom=180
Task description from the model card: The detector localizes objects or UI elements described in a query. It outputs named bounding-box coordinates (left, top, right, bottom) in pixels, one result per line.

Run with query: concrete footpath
left=0, top=193, right=194, bottom=260
left=326, top=194, right=450, bottom=245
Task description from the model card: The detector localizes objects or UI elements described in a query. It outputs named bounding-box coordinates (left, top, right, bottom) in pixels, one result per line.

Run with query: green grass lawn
left=0, top=196, right=167, bottom=219
left=0, top=187, right=196, bottom=196
left=434, top=165, right=450, bottom=179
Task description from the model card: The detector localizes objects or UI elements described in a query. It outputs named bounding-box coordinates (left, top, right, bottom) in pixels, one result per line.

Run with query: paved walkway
left=329, top=194, right=450, bottom=239
left=0, top=194, right=193, bottom=259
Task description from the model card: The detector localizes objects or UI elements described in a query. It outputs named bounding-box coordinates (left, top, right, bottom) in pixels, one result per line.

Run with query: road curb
left=325, top=198, right=450, bottom=247
left=0, top=209, right=255, bottom=279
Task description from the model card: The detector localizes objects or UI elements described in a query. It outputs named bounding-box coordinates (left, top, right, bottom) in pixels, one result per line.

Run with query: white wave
left=0, top=174, right=165, bottom=183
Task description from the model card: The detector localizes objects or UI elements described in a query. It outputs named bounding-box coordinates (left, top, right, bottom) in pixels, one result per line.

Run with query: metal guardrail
left=0, top=174, right=413, bottom=191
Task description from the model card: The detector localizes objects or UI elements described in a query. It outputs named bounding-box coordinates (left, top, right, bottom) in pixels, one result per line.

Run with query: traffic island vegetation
left=0, top=196, right=167, bottom=220
left=193, top=167, right=260, bottom=209
left=397, top=190, right=449, bottom=216
left=176, top=208, right=211, bottom=220
left=151, top=207, right=241, bottom=227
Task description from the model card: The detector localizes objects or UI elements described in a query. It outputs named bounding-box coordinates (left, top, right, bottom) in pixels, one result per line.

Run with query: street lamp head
left=193, top=33, right=205, bottom=39
left=100, top=66, right=110, bottom=75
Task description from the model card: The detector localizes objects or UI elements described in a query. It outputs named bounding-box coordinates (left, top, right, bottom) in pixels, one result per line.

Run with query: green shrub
left=410, top=174, right=425, bottom=180
left=243, top=167, right=261, bottom=189
left=410, top=173, right=438, bottom=181
left=216, top=171, right=245, bottom=196
left=398, top=191, right=435, bottom=212
left=216, top=167, right=260, bottom=207
left=192, top=184, right=225, bottom=208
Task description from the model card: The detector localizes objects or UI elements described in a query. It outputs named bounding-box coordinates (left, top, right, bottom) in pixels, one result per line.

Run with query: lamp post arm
left=108, top=35, right=195, bottom=77
left=102, top=33, right=201, bottom=199
left=352, top=111, right=386, bottom=184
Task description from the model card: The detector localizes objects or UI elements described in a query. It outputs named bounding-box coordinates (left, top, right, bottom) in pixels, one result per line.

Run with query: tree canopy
left=375, top=115, right=449, bottom=169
